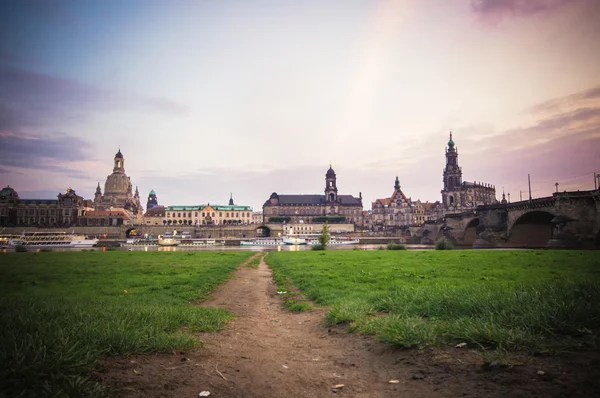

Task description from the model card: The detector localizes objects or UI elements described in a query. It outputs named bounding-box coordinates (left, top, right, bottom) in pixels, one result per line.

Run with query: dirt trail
left=99, top=254, right=599, bottom=397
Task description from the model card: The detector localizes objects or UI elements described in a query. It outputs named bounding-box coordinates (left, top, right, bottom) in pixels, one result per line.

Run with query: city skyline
left=1, top=0, right=599, bottom=211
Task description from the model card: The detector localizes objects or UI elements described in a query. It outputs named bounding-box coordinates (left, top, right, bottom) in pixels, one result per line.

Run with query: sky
left=1, top=0, right=599, bottom=211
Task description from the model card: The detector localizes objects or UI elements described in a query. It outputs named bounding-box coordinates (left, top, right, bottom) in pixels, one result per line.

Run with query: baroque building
left=93, top=149, right=143, bottom=221
left=441, top=132, right=497, bottom=212
left=371, top=177, right=414, bottom=230
left=0, top=185, right=89, bottom=227
left=165, top=203, right=253, bottom=226
left=262, top=166, right=363, bottom=225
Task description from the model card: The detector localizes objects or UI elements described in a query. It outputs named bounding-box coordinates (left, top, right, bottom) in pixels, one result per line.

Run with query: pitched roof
left=19, top=199, right=58, bottom=205
left=264, top=194, right=362, bottom=206
left=166, top=204, right=252, bottom=211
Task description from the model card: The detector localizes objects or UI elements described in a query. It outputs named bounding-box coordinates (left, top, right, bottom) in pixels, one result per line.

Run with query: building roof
left=264, top=194, right=362, bottom=206
left=144, top=205, right=165, bottom=216
left=19, top=199, right=58, bottom=205
left=166, top=204, right=252, bottom=211
left=115, top=149, right=123, bottom=159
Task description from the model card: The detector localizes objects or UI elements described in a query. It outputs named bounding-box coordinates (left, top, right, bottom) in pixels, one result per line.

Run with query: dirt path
left=99, top=254, right=599, bottom=397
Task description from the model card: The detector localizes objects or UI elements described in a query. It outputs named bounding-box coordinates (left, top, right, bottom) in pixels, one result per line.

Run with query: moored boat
left=240, top=238, right=284, bottom=246
left=2, top=232, right=98, bottom=248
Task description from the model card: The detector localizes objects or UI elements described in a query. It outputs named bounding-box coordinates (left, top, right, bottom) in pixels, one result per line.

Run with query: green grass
left=265, top=250, right=600, bottom=351
left=244, top=253, right=263, bottom=269
left=0, top=251, right=253, bottom=397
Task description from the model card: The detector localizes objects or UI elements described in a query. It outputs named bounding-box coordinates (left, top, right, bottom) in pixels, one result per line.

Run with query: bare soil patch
left=97, top=254, right=600, bottom=397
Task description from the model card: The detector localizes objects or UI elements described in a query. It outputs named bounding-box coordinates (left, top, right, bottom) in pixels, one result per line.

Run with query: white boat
left=282, top=236, right=309, bottom=245
left=240, top=238, right=284, bottom=246
left=283, top=233, right=360, bottom=246
left=158, top=237, right=179, bottom=246
left=179, top=239, right=225, bottom=246
left=3, top=232, right=98, bottom=248
left=308, top=237, right=360, bottom=246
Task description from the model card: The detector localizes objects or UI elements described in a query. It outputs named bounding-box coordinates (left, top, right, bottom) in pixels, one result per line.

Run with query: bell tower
left=443, top=132, right=462, bottom=190
left=325, top=165, right=338, bottom=203
left=441, top=132, right=463, bottom=207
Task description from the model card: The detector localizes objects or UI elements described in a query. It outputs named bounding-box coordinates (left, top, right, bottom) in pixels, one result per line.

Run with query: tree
left=318, top=221, right=331, bottom=249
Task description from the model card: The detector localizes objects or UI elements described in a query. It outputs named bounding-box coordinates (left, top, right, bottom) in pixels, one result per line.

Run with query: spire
left=448, top=131, right=455, bottom=149
left=394, top=176, right=400, bottom=190
left=229, top=193, right=234, bottom=206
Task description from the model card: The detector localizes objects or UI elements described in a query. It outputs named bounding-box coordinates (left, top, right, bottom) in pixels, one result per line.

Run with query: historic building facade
left=164, top=203, right=253, bottom=226
left=262, top=166, right=364, bottom=225
left=371, top=177, right=415, bottom=230
left=0, top=185, right=89, bottom=227
left=441, top=132, right=497, bottom=213
left=93, top=149, right=143, bottom=221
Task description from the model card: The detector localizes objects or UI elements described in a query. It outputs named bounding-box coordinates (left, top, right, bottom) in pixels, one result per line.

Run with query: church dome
left=149, top=189, right=156, bottom=196
left=115, top=149, right=124, bottom=159
left=0, top=185, right=19, bottom=201
left=326, top=165, right=336, bottom=178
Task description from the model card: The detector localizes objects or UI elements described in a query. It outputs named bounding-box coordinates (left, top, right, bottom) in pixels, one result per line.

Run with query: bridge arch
left=508, top=211, right=554, bottom=247
left=256, top=225, right=271, bottom=237
left=463, top=218, right=479, bottom=246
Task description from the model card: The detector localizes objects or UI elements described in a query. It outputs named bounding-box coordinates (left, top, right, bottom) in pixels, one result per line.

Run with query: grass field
left=266, top=250, right=600, bottom=352
left=0, top=250, right=253, bottom=397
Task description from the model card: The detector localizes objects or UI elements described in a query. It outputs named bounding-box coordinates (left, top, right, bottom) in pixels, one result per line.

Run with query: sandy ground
left=97, top=254, right=600, bottom=397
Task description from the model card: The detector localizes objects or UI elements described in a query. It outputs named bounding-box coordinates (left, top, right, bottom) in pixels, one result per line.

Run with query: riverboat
left=240, top=238, right=284, bottom=246
left=283, top=234, right=360, bottom=246
left=1, top=232, right=98, bottom=248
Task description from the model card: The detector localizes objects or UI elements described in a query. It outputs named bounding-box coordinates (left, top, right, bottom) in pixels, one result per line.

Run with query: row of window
left=166, top=212, right=251, bottom=218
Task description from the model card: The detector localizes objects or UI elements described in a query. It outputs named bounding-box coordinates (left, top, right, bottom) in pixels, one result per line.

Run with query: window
left=178, top=212, right=181, bottom=217
left=195, top=212, right=198, bottom=217
left=226, top=213, right=229, bottom=217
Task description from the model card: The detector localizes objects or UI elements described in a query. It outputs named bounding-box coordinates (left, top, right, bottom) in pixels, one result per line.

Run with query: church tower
left=94, top=182, right=102, bottom=206
left=441, top=132, right=463, bottom=207
left=325, top=165, right=338, bottom=203
left=229, top=193, right=234, bottom=206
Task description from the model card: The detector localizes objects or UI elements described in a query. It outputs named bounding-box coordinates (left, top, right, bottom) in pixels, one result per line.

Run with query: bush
left=435, top=237, right=455, bottom=250
left=15, top=245, right=28, bottom=253
left=311, top=244, right=326, bottom=251
left=387, top=242, right=407, bottom=250
left=38, top=248, right=53, bottom=253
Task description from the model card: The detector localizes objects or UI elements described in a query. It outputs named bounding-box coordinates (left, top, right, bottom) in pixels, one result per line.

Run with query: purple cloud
left=0, top=66, right=190, bottom=143
left=470, top=0, right=577, bottom=22
left=527, top=85, right=600, bottom=114
left=0, top=130, right=91, bottom=177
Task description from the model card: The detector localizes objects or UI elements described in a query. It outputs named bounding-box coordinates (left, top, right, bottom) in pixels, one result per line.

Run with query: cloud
left=527, top=85, right=600, bottom=115
left=470, top=0, right=577, bottom=22
left=0, top=130, right=91, bottom=176
left=451, top=86, right=600, bottom=197
left=0, top=66, right=191, bottom=134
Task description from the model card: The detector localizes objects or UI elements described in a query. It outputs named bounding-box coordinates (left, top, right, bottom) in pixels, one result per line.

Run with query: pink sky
left=0, top=0, right=598, bottom=209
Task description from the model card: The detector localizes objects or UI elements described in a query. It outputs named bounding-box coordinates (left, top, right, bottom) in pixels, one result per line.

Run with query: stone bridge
left=423, top=189, right=600, bottom=248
